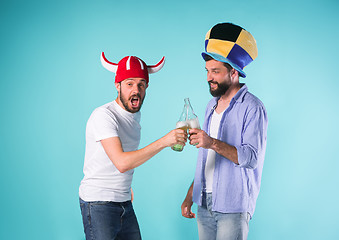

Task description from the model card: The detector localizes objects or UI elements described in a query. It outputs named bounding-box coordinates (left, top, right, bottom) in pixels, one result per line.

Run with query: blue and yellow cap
left=202, top=23, right=258, bottom=78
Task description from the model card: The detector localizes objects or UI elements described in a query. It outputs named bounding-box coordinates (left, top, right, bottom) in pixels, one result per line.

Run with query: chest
left=116, top=117, right=141, bottom=151
left=206, top=104, right=246, bottom=145
left=215, top=100, right=229, bottom=114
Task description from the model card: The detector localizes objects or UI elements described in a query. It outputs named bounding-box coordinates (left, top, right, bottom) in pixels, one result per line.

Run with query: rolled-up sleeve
left=236, top=106, right=268, bottom=169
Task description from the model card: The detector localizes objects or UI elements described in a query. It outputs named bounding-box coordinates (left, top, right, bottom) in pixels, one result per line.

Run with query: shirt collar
left=210, top=83, right=248, bottom=109
left=113, top=100, right=141, bottom=122
left=233, top=83, right=248, bottom=103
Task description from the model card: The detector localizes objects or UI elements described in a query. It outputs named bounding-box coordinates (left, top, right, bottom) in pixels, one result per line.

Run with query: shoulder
left=238, top=91, right=267, bottom=123
left=239, top=93, right=268, bottom=130
left=242, top=91, right=266, bottom=112
left=90, top=102, right=118, bottom=121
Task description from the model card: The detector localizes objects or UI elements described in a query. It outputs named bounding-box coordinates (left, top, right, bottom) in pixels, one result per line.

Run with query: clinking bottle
left=172, top=98, right=200, bottom=152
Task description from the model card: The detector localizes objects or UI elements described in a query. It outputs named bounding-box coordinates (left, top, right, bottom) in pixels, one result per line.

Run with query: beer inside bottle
left=172, top=98, right=200, bottom=151
left=187, top=118, right=200, bottom=129
left=187, top=118, right=201, bottom=146
left=172, top=121, right=188, bottom=152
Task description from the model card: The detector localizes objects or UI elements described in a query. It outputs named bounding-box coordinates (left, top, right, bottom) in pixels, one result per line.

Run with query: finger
left=190, top=139, right=200, bottom=147
left=181, top=206, right=188, bottom=217
left=176, top=131, right=187, bottom=137
left=179, top=129, right=187, bottom=134
left=189, top=139, right=197, bottom=145
left=189, top=133, right=199, bottom=141
left=179, top=132, right=189, bottom=140
left=177, top=136, right=187, bottom=143
left=185, top=209, right=195, bottom=218
left=177, top=129, right=185, bottom=134
left=173, top=129, right=183, bottom=136
left=178, top=133, right=187, bottom=140
left=183, top=208, right=193, bottom=218
left=189, top=135, right=200, bottom=145
left=189, top=128, right=200, bottom=135
left=181, top=201, right=195, bottom=218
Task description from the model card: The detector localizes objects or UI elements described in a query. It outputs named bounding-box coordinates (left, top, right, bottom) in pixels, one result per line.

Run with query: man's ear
left=230, top=68, right=239, bottom=81
left=115, top=82, right=121, bottom=91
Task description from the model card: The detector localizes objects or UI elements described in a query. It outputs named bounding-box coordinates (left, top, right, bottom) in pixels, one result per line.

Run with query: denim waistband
left=79, top=197, right=131, bottom=206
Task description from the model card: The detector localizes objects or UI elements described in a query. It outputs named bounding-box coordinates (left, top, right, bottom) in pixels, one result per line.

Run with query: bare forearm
left=102, top=129, right=187, bottom=173
left=189, top=129, right=238, bottom=164
left=185, top=181, right=194, bottom=201
left=181, top=181, right=195, bottom=218
left=118, top=138, right=166, bottom=172
left=210, top=138, right=239, bottom=165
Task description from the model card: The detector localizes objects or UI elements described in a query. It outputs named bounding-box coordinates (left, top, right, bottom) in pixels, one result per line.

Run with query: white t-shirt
left=79, top=100, right=141, bottom=202
left=205, top=109, right=224, bottom=193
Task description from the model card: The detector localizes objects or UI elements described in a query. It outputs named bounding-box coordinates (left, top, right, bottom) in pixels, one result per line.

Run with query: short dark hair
left=203, top=54, right=233, bottom=72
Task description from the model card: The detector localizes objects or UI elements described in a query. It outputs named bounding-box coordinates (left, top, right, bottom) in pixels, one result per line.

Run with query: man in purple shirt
left=181, top=23, right=268, bottom=240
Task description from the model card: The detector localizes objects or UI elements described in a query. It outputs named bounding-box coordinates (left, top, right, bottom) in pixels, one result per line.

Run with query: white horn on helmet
left=147, top=57, right=165, bottom=74
left=100, top=52, right=118, bottom=73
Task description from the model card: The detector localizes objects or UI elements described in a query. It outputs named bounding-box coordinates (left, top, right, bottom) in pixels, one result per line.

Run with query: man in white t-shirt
left=79, top=53, right=187, bottom=240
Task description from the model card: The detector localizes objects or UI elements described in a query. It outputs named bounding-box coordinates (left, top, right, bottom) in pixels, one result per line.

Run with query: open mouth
left=209, top=82, right=218, bottom=89
left=130, top=96, right=140, bottom=108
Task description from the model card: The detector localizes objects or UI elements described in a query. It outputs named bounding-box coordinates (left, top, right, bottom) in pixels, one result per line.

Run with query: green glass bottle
left=172, top=98, right=200, bottom=151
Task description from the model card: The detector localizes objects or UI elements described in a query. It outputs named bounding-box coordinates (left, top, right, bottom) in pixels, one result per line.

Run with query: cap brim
left=201, top=52, right=246, bottom=78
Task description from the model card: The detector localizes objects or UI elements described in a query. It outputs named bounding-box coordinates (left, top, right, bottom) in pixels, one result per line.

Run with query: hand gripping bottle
left=172, top=98, right=200, bottom=151
left=185, top=98, right=200, bottom=131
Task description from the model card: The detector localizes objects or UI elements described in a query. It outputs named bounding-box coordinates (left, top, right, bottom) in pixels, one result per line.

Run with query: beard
left=119, top=91, right=146, bottom=113
left=209, top=81, right=230, bottom=97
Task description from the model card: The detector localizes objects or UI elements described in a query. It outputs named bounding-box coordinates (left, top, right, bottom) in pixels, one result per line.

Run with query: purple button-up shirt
left=192, top=84, right=268, bottom=218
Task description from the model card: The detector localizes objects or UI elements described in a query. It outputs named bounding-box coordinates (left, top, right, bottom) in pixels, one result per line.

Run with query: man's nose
left=207, top=72, right=212, bottom=82
left=131, top=84, right=140, bottom=94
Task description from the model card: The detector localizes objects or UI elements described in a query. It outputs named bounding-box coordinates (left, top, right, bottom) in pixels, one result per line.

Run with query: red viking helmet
left=100, top=52, right=165, bottom=84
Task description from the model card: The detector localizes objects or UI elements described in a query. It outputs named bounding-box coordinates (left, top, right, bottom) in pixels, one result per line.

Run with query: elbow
left=238, top=148, right=258, bottom=169
left=108, top=154, right=133, bottom=173
left=244, top=151, right=258, bottom=169
left=114, top=162, right=131, bottom=173
left=246, top=159, right=258, bottom=169
left=238, top=158, right=257, bottom=169
left=117, top=167, right=127, bottom=173
left=117, top=165, right=130, bottom=173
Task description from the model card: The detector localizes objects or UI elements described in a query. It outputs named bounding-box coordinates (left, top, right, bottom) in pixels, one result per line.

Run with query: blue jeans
left=197, top=192, right=250, bottom=240
left=79, top=198, right=142, bottom=240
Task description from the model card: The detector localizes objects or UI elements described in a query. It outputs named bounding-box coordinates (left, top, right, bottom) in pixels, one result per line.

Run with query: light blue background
left=1, top=0, right=338, bottom=239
